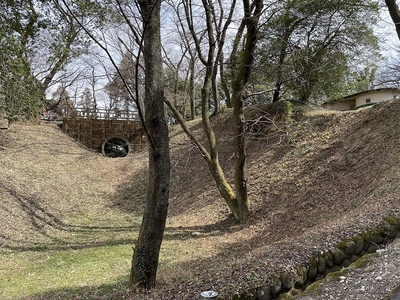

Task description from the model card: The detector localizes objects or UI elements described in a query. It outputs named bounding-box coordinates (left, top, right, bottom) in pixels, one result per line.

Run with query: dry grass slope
left=0, top=99, right=399, bottom=299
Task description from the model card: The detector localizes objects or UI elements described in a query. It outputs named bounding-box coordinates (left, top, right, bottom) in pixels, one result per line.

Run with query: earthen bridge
left=61, top=108, right=146, bottom=156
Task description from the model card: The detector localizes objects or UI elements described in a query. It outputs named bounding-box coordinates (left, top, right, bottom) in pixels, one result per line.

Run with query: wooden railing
left=63, top=107, right=138, bottom=121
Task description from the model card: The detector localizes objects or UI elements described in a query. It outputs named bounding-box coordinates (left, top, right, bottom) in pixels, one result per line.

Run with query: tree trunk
left=130, top=0, right=170, bottom=290
left=385, top=0, right=400, bottom=41
left=205, top=157, right=242, bottom=220
left=189, top=56, right=196, bottom=120
left=272, top=2, right=293, bottom=103
left=272, top=82, right=282, bottom=103
left=172, top=0, right=261, bottom=223
left=200, top=71, right=243, bottom=219
left=230, top=0, right=263, bottom=223
left=220, top=53, right=232, bottom=108
left=232, top=93, right=250, bottom=222
left=222, top=16, right=246, bottom=108
left=211, top=70, right=220, bottom=115
left=165, top=97, right=241, bottom=220
left=230, top=49, right=250, bottom=222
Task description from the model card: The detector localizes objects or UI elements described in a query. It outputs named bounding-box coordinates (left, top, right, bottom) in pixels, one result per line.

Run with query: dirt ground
left=1, top=99, right=400, bottom=299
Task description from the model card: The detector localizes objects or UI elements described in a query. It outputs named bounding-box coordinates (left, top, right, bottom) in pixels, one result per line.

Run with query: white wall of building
left=355, top=90, right=400, bottom=108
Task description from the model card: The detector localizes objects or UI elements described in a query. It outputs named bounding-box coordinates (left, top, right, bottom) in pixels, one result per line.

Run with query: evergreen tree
left=255, top=0, right=380, bottom=104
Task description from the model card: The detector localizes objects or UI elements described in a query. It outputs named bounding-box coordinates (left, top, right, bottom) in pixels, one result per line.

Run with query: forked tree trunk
left=166, top=0, right=263, bottom=223
left=165, top=96, right=242, bottom=221
left=130, top=0, right=170, bottom=289
left=200, top=70, right=244, bottom=220
left=205, top=157, right=242, bottom=220
left=230, top=0, right=263, bottom=222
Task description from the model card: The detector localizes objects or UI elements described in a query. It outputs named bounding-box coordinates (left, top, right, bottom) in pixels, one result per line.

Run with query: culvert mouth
left=102, top=137, right=130, bottom=157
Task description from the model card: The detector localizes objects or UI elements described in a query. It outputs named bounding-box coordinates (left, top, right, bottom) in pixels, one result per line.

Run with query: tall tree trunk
left=272, top=82, right=282, bottom=103
left=130, top=0, right=170, bottom=289
left=189, top=56, right=196, bottom=120
left=211, top=70, right=220, bottom=115
left=385, top=0, right=400, bottom=41
left=221, top=8, right=245, bottom=108
left=41, top=27, right=77, bottom=92
left=201, top=68, right=242, bottom=220
left=232, top=90, right=250, bottom=221
left=230, top=0, right=263, bottom=222
left=272, top=1, right=292, bottom=103
left=220, top=52, right=232, bottom=108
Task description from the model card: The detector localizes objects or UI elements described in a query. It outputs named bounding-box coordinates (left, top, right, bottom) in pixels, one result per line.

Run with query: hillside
left=0, top=100, right=400, bottom=299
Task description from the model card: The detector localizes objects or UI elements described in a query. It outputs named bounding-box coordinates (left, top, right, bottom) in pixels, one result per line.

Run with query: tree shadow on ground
left=162, top=214, right=243, bottom=241
left=19, top=277, right=133, bottom=300
left=12, top=218, right=249, bottom=300
left=0, top=180, right=137, bottom=252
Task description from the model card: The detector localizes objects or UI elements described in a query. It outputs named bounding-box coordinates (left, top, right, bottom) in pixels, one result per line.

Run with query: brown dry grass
left=1, top=100, right=400, bottom=299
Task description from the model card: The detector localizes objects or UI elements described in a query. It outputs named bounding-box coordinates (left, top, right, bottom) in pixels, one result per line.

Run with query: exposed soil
left=1, top=99, right=400, bottom=299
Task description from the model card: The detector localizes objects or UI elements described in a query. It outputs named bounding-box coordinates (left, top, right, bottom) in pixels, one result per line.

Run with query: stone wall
left=62, top=118, right=146, bottom=153
left=234, top=215, right=400, bottom=300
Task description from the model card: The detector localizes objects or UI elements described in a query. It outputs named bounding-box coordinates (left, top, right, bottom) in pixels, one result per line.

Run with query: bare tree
left=163, top=0, right=205, bottom=121
left=166, top=0, right=263, bottom=223
left=60, top=0, right=170, bottom=289
left=105, top=51, right=140, bottom=118
left=385, top=0, right=400, bottom=41
left=51, top=85, right=78, bottom=117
